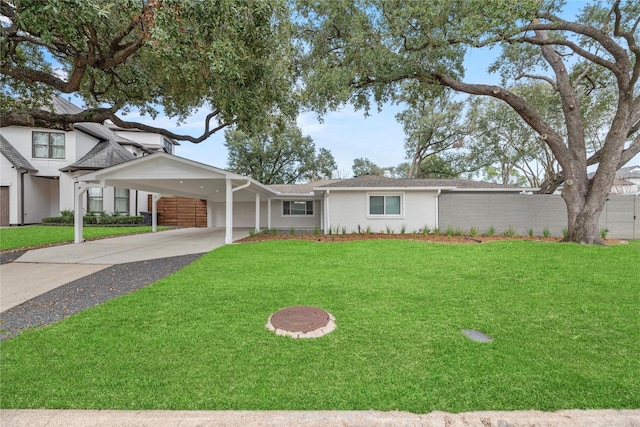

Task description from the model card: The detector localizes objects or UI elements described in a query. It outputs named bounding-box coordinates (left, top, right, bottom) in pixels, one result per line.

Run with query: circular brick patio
left=266, top=306, right=336, bottom=339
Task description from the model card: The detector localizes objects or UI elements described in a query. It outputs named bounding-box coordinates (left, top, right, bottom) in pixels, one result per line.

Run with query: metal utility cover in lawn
left=462, top=329, right=494, bottom=343
left=267, top=306, right=336, bottom=339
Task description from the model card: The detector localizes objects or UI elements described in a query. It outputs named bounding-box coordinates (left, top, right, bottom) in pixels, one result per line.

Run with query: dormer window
left=163, top=138, right=173, bottom=154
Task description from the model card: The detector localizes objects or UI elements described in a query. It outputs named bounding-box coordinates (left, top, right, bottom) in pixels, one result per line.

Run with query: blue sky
left=127, top=1, right=640, bottom=175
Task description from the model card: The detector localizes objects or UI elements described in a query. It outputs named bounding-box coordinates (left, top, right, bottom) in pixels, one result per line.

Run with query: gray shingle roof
left=60, top=139, right=136, bottom=172
left=316, top=175, right=522, bottom=189
left=269, top=179, right=343, bottom=194
left=0, top=134, right=37, bottom=172
left=51, top=97, right=133, bottom=144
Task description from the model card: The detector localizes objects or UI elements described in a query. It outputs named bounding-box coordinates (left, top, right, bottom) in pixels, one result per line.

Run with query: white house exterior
left=0, top=97, right=178, bottom=226
left=313, top=175, right=525, bottom=234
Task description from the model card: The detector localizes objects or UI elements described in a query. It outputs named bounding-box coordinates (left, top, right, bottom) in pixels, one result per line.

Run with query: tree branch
left=0, top=108, right=229, bottom=143
left=427, top=72, right=569, bottom=164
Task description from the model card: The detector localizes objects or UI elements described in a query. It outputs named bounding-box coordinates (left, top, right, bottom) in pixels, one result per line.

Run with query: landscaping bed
left=238, top=231, right=624, bottom=244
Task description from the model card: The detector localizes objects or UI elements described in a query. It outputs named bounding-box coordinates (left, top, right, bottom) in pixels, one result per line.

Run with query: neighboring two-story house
left=0, top=97, right=178, bottom=226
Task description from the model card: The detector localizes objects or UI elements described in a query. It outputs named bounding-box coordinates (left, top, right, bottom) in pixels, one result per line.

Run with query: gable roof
left=315, top=175, right=523, bottom=190
left=0, top=133, right=37, bottom=172
left=77, top=152, right=276, bottom=202
left=60, top=139, right=136, bottom=172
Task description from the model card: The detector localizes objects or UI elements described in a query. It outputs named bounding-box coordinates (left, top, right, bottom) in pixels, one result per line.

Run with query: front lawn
left=0, top=225, right=168, bottom=251
left=1, top=240, right=638, bottom=412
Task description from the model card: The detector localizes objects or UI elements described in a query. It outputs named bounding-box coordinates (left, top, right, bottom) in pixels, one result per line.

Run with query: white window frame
left=87, top=188, right=103, bottom=213
left=367, top=192, right=404, bottom=218
left=114, top=188, right=130, bottom=214
left=282, top=200, right=315, bottom=217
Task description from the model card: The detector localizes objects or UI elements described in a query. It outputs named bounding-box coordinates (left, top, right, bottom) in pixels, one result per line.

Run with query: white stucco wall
left=209, top=201, right=267, bottom=228
left=325, top=190, right=438, bottom=234
left=269, top=199, right=321, bottom=230
left=208, top=199, right=321, bottom=230
left=23, top=175, right=59, bottom=223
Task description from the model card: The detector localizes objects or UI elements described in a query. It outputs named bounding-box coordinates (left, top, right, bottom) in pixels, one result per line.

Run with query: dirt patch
left=238, top=232, right=624, bottom=245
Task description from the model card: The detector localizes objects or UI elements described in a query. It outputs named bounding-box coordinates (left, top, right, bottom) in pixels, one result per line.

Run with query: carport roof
left=77, top=152, right=277, bottom=201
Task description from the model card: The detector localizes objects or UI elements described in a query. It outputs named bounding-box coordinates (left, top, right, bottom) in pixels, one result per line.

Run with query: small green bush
left=41, top=214, right=143, bottom=226
left=486, top=225, right=495, bottom=237
left=561, top=227, right=568, bottom=238
left=469, top=227, right=478, bottom=237
left=600, top=228, right=608, bottom=239
left=503, top=226, right=516, bottom=237
left=543, top=228, right=551, bottom=238
left=527, top=228, right=534, bottom=237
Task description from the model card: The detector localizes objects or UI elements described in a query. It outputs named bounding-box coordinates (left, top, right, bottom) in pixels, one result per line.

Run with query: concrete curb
left=1, top=409, right=639, bottom=427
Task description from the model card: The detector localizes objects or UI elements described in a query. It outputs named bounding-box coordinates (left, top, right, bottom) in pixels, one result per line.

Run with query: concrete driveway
left=0, top=227, right=249, bottom=312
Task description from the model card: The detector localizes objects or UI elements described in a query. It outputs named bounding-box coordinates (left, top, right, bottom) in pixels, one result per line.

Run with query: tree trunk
left=563, top=200, right=604, bottom=244
left=561, top=175, right=607, bottom=245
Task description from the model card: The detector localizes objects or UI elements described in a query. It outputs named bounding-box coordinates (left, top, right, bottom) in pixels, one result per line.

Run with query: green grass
left=1, top=240, right=639, bottom=412
left=0, top=225, right=168, bottom=251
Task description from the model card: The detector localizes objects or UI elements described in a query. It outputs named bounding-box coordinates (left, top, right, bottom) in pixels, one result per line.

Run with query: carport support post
left=74, top=183, right=89, bottom=244
left=225, top=179, right=233, bottom=244
left=151, top=194, right=160, bottom=232
left=267, top=198, right=272, bottom=230
left=255, top=193, right=261, bottom=232
left=206, top=199, right=213, bottom=228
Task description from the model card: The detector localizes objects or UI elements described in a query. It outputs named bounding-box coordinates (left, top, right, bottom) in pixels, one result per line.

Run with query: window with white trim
left=87, top=188, right=103, bottom=213
left=369, top=194, right=402, bottom=216
left=114, top=188, right=130, bottom=213
left=283, top=200, right=314, bottom=216
left=32, top=131, right=65, bottom=159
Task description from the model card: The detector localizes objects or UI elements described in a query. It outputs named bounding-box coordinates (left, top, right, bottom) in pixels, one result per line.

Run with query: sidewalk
left=1, top=409, right=638, bottom=426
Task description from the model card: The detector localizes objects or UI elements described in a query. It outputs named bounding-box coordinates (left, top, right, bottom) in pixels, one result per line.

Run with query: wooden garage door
left=0, top=186, right=9, bottom=226
left=148, top=195, right=207, bottom=227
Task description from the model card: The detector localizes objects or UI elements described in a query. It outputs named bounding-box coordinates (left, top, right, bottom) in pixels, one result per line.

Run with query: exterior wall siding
left=327, top=190, right=438, bottom=234
left=208, top=200, right=322, bottom=230
left=439, top=193, right=638, bottom=239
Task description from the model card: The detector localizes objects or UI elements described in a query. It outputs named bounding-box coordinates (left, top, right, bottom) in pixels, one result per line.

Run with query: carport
left=74, top=152, right=276, bottom=244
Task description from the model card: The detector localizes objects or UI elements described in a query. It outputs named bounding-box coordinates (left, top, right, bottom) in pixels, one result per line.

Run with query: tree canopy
left=396, top=88, right=471, bottom=178
left=1, top=0, right=295, bottom=142
left=352, top=157, right=387, bottom=177
left=224, top=121, right=336, bottom=185
left=296, top=0, right=640, bottom=244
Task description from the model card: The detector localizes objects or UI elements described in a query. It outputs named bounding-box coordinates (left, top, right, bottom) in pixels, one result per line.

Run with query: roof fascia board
left=445, top=188, right=537, bottom=192
left=313, top=186, right=456, bottom=191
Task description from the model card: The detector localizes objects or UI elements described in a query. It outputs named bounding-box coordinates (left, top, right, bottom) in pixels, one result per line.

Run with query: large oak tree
left=1, top=0, right=295, bottom=142
left=225, top=121, right=336, bottom=184
left=297, top=0, right=640, bottom=244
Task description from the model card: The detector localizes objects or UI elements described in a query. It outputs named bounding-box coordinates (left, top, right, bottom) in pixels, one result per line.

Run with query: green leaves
left=2, top=0, right=296, bottom=141
left=224, top=119, right=336, bottom=184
